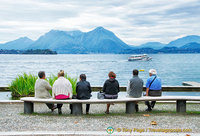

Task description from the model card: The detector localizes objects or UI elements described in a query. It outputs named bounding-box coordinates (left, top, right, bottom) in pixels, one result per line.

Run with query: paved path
left=0, top=102, right=200, bottom=135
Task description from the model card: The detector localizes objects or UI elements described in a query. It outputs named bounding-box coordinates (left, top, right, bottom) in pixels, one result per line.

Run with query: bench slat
left=21, top=96, right=200, bottom=104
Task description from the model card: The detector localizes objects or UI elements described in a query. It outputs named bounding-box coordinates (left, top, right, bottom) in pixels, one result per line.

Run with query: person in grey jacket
left=127, top=69, right=144, bottom=112
left=35, top=71, right=56, bottom=111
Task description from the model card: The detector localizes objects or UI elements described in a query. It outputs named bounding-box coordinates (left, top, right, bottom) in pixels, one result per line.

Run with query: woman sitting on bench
left=52, top=70, right=72, bottom=114
left=103, top=71, right=120, bottom=114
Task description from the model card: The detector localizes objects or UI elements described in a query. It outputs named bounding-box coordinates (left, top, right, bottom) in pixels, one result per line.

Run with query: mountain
left=138, top=42, right=165, bottom=49
left=81, top=27, right=131, bottom=53
left=0, top=37, right=34, bottom=50
left=166, top=35, right=200, bottom=48
left=180, top=42, right=200, bottom=49
left=29, top=26, right=131, bottom=53
left=1, top=27, right=200, bottom=54
left=29, top=30, right=83, bottom=52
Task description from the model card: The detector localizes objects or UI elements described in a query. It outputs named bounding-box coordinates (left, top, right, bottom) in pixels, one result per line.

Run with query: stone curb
left=0, top=131, right=196, bottom=136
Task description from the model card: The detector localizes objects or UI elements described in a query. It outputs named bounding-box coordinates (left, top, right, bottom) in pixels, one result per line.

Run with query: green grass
left=9, top=73, right=77, bottom=97
left=20, top=110, right=200, bottom=118
left=9, top=73, right=38, bottom=97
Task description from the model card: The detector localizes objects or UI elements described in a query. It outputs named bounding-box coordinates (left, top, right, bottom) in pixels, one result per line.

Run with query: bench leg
left=126, top=102, right=136, bottom=114
left=24, top=101, right=34, bottom=114
left=176, top=100, right=186, bottom=113
left=72, top=103, right=82, bottom=115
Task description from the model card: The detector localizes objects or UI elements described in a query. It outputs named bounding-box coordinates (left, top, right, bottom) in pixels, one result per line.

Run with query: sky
left=0, top=0, right=200, bottom=46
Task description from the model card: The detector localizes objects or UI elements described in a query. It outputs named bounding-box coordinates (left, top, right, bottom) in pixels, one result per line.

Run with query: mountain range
left=0, top=27, right=200, bottom=53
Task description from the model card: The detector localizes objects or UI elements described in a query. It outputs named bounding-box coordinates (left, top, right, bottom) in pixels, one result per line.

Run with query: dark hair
left=133, top=69, right=139, bottom=75
left=38, top=71, right=45, bottom=78
left=108, top=71, right=116, bottom=78
left=80, top=74, right=86, bottom=80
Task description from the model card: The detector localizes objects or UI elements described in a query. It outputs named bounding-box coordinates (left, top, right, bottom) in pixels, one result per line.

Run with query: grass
left=9, top=73, right=77, bottom=97
left=9, top=73, right=37, bottom=97
left=20, top=110, right=200, bottom=118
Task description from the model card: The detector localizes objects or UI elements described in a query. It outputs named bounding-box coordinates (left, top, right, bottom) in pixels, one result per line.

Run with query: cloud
left=0, top=0, right=200, bottom=45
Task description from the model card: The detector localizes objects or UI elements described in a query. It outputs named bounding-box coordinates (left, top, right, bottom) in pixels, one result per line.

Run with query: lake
left=1, top=54, right=200, bottom=100
left=0, top=54, right=200, bottom=86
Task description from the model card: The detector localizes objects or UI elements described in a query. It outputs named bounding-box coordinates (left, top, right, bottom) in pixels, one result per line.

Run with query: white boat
left=128, top=54, right=152, bottom=61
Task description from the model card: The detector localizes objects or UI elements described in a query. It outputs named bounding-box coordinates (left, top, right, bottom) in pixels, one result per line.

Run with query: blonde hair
left=58, top=70, right=64, bottom=77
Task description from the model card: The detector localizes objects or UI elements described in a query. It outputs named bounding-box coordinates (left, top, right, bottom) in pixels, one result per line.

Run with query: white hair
left=149, top=69, right=157, bottom=75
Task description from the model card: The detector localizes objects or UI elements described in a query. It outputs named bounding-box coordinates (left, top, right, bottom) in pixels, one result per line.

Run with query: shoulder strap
left=149, top=76, right=157, bottom=88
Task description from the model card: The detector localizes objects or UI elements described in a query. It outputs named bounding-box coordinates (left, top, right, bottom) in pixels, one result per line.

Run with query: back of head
left=38, top=71, right=45, bottom=79
left=58, top=70, right=65, bottom=77
left=108, top=71, right=116, bottom=79
left=149, top=69, right=157, bottom=75
left=80, top=74, right=86, bottom=80
left=133, top=69, right=139, bottom=76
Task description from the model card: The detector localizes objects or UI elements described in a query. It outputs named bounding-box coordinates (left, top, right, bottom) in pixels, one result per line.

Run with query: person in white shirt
left=52, top=70, right=72, bottom=114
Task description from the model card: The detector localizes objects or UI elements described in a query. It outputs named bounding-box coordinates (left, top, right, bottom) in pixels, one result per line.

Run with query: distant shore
left=0, top=49, right=57, bottom=54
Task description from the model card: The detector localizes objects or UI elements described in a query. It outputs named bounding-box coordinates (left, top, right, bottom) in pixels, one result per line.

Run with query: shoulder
left=114, top=79, right=119, bottom=84
left=85, top=81, right=90, bottom=84
left=105, top=79, right=110, bottom=83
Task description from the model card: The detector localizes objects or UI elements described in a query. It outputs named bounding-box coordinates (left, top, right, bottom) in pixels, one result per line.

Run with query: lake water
left=0, top=54, right=200, bottom=86
left=1, top=54, right=200, bottom=100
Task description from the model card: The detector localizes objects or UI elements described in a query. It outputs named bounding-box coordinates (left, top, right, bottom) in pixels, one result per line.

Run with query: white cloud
left=0, top=0, right=200, bottom=45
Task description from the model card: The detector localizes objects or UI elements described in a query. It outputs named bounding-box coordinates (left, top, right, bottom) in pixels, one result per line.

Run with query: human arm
left=117, top=80, right=120, bottom=92
left=127, top=80, right=130, bottom=95
left=44, top=81, right=52, bottom=91
left=146, top=78, right=150, bottom=96
left=88, top=82, right=92, bottom=94
left=102, top=81, right=107, bottom=93
left=146, top=87, right=149, bottom=96
left=69, top=83, right=73, bottom=99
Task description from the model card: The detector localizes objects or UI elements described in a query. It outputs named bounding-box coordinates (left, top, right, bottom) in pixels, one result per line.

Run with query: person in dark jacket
left=103, top=71, right=120, bottom=114
left=76, top=74, right=92, bottom=114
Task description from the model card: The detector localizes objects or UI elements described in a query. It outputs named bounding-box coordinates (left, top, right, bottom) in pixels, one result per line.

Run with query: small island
left=0, top=49, right=57, bottom=55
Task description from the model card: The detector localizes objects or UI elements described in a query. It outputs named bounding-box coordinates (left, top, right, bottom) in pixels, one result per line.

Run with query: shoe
left=58, top=108, right=62, bottom=115
left=105, top=111, right=109, bottom=114
left=86, top=112, right=89, bottom=115
left=145, top=108, right=152, bottom=112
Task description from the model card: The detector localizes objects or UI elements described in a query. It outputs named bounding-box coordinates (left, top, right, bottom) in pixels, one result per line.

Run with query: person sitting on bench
left=127, top=69, right=144, bottom=112
left=103, top=71, right=120, bottom=114
left=52, top=70, right=72, bottom=114
left=76, top=74, right=92, bottom=114
left=35, top=71, right=56, bottom=111
left=145, top=69, right=162, bottom=111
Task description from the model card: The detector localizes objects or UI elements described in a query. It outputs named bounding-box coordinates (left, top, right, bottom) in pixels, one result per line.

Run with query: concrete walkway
left=0, top=102, right=200, bottom=135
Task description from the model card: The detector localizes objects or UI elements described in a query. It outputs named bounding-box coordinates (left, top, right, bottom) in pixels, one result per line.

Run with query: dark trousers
left=145, top=90, right=161, bottom=109
left=57, top=104, right=63, bottom=109
left=70, top=104, right=90, bottom=113
left=145, top=101, right=156, bottom=109
left=46, top=103, right=54, bottom=109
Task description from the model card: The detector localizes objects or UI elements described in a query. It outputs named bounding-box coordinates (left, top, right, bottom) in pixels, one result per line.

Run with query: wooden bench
left=20, top=96, right=200, bottom=115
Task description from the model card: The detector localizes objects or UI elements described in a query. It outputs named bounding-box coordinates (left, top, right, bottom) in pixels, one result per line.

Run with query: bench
left=20, top=96, right=200, bottom=115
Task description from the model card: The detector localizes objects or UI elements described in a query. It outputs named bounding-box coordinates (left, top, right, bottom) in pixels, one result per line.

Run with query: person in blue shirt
left=145, top=69, right=162, bottom=111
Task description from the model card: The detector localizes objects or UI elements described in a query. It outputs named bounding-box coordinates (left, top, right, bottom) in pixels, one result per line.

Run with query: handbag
left=97, top=91, right=105, bottom=99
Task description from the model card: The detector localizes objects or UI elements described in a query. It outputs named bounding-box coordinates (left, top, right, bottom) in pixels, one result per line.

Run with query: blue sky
left=0, top=0, right=200, bottom=45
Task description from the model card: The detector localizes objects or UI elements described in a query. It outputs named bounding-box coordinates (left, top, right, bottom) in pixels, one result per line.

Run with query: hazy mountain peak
left=0, top=36, right=34, bottom=50
left=167, top=35, right=200, bottom=47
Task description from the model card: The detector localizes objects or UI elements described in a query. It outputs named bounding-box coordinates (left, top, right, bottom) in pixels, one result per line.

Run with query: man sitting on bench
left=35, top=71, right=56, bottom=111
left=145, top=69, right=162, bottom=111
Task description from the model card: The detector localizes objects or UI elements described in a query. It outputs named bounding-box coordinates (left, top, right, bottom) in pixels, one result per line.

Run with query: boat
left=128, top=54, right=152, bottom=61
